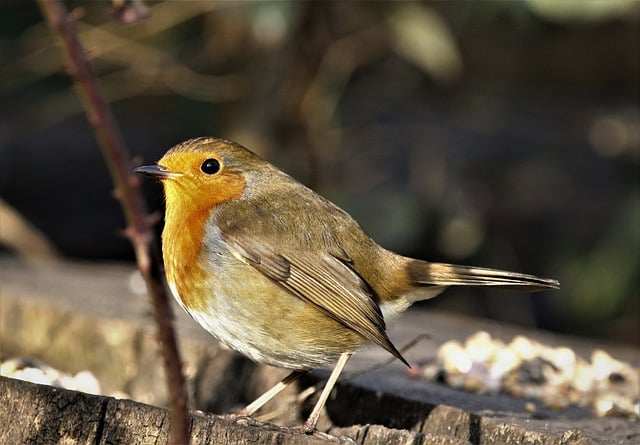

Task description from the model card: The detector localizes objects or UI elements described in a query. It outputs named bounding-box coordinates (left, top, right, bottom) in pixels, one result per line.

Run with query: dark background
left=1, top=1, right=638, bottom=343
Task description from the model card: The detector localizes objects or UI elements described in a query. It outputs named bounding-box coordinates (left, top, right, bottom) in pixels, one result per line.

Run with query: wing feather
left=222, top=231, right=407, bottom=364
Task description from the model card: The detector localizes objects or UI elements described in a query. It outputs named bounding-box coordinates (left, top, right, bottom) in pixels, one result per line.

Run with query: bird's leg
left=238, top=369, right=308, bottom=416
left=303, top=352, right=353, bottom=434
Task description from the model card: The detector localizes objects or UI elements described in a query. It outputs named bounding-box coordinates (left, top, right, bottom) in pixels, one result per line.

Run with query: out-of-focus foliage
left=0, top=1, right=638, bottom=343
left=526, top=0, right=637, bottom=23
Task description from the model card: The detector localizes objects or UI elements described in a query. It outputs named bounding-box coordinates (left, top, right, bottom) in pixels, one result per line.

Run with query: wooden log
left=0, top=376, right=340, bottom=444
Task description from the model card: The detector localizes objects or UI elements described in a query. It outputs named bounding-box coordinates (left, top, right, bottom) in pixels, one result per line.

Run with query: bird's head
left=135, top=137, right=266, bottom=215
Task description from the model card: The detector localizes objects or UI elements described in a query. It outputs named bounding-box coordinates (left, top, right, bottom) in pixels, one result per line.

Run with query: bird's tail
left=407, top=261, right=560, bottom=291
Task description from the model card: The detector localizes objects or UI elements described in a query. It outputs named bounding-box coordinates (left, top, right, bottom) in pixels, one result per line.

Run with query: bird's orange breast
left=161, top=172, right=245, bottom=312
left=162, top=207, right=209, bottom=312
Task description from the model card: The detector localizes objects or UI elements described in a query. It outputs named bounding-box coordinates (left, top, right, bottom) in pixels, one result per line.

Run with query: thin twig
left=35, top=1, right=190, bottom=443
left=344, top=333, right=432, bottom=381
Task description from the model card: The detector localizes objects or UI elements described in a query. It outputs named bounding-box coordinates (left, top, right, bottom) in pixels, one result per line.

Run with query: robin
left=135, top=137, right=559, bottom=434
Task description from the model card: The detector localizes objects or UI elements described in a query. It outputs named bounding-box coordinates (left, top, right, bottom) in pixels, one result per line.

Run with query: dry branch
left=35, top=1, right=190, bottom=443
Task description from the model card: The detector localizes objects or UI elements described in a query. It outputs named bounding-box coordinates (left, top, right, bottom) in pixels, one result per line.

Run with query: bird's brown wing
left=222, top=231, right=407, bottom=365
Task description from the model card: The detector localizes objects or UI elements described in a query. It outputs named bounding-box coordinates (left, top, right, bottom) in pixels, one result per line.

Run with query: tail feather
left=409, top=261, right=560, bottom=291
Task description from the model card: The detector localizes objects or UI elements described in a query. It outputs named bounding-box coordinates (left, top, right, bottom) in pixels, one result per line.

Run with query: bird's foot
left=284, top=425, right=356, bottom=444
left=220, top=412, right=354, bottom=443
left=221, top=413, right=277, bottom=430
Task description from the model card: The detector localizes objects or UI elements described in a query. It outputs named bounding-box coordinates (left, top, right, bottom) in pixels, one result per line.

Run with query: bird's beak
left=134, top=164, right=180, bottom=180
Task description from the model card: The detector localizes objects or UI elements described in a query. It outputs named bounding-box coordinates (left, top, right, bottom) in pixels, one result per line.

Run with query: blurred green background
left=1, top=1, right=638, bottom=343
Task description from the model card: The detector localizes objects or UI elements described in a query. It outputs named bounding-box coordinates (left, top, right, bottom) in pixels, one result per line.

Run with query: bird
left=135, top=137, right=559, bottom=435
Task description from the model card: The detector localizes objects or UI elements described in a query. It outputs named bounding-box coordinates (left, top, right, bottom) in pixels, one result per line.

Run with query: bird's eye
left=200, top=158, right=221, bottom=174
